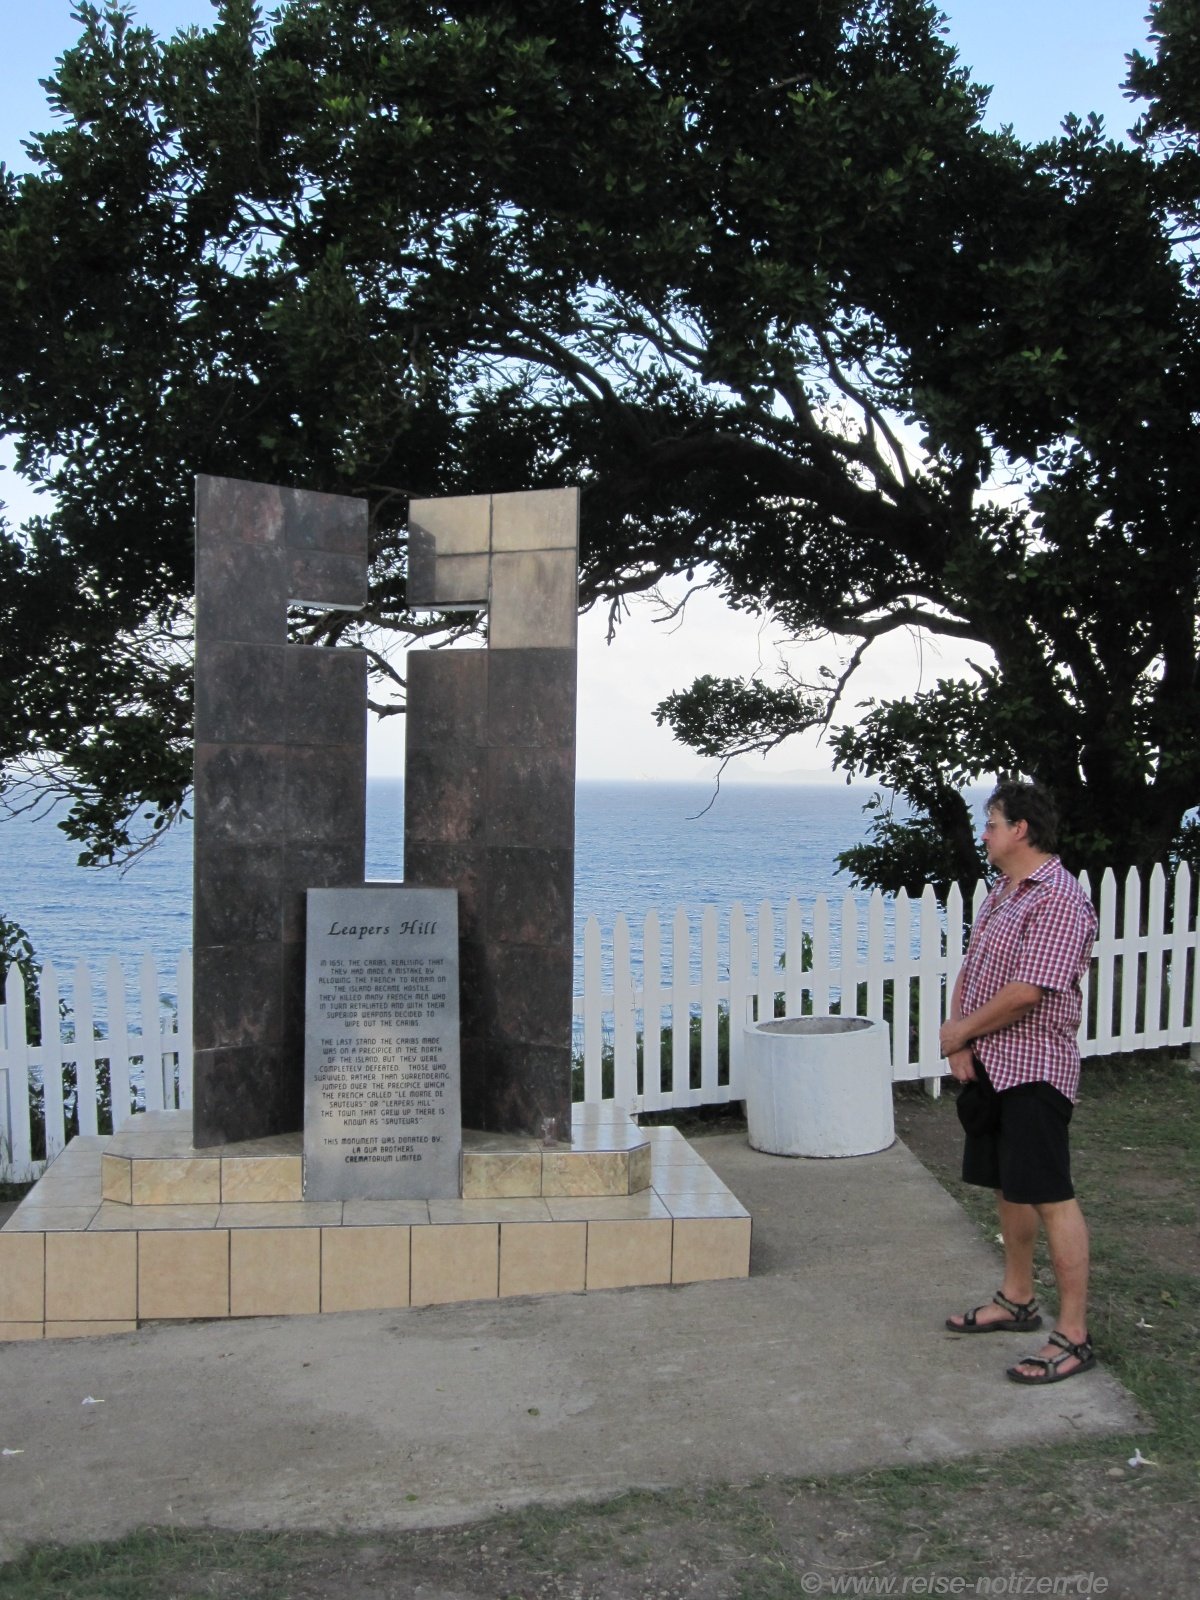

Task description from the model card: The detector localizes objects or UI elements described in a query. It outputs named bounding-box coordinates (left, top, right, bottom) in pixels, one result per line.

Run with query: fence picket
left=72, top=963, right=99, bottom=1138
left=39, top=963, right=67, bottom=1163
left=916, top=888, right=943, bottom=1071
left=612, top=915, right=637, bottom=1112
left=139, top=955, right=166, bottom=1111
left=1145, top=865, right=1168, bottom=1047
left=1092, top=870, right=1118, bottom=1055
left=784, top=897, right=803, bottom=1015
left=106, top=957, right=133, bottom=1129
left=755, top=899, right=775, bottom=1023
left=642, top=911, right=665, bottom=1111
left=1167, top=864, right=1191, bottom=1044
left=671, top=907, right=695, bottom=1107
left=176, top=952, right=194, bottom=1110
left=865, top=891, right=886, bottom=1022
left=700, top=905, right=720, bottom=1101
left=1120, top=867, right=1142, bottom=1043
left=3, top=966, right=34, bottom=1180
left=891, top=890, right=914, bottom=1077
left=728, top=903, right=751, bottom=1097
left=582, top=915, right=603, bottom=1105
left=810, top=896, right=831, bottom=1016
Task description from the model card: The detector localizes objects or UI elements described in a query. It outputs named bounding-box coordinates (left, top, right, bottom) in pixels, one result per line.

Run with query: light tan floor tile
left=230, top=1228, right=320, bottom=1316
left=44, top=1321, right=138, bottom=1339
left=586, top=1218, right=673, bottom=1290
left=45, top=1232, right=137, bottom=1321
left=671, top=1216, right=752, bottom=1282
left=545, top=1192, right=671, bottom=1222
left=460, top=1151, right=542, bottom=1198
left=89, top=1203, right=220, bottom=1231
left=541, top=1150, right=628, bottom=1197
left=321, top=1226, right=410, bottom=1312
left=101, top=1155, right=132, bottom=1203
left=656, top=1190, right=749, bottom=1219
left=107, top=1111, right=195, bottom=1156
left=564, top=1125, right=645, bottom=1152
left=0, top=1321, right=43, bottom=1340
left=0, top=1233, right=44, bottom=1320
left=29, top=1174, right=103, bottom=1203
left=429, top=1198, right=551, bottom=1224
left=627, top=1144, right=652, bottom=1193
left=132, top=1157, right=221, bottom=1206
left=637, top=1125, right=684, bottom=1143
left=218, top=1202, right=343, bottom=1228
left=139, top=1231, right=230, bottom=1319
left=648, top=1139, right=707, bottom=1165
left=342, top=1200, right=430, bottom=1226
left=4, top=1206, right=100, bottom=1232
left=221, top=1156, right=303, bottom=1202
left=651, top=1166, right=736, bottom=1196
left=410, top=1224, right=498, bottom=1306
left=499, top=1222, right=586, bottom=1298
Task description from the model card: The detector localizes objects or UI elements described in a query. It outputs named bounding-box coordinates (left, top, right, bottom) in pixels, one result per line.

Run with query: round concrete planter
left=742, top=1016, right=895, bottom=1158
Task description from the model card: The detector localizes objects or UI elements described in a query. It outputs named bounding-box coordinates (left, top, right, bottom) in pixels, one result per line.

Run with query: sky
left=0, top=0, right=1158, bottom=782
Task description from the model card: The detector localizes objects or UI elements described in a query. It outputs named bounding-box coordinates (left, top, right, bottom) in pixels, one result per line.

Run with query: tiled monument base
left=0, top=1108, right=751, bottom=1340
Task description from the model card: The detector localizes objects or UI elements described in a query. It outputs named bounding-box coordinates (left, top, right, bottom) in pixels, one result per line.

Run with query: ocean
left=0, top=779, right=891, bottom=993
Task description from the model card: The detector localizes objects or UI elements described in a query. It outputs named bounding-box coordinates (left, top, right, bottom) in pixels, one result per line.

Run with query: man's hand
left=940, top=1016, right=971, bottom=1057
left=946, top=1047, right=976, bottom=1083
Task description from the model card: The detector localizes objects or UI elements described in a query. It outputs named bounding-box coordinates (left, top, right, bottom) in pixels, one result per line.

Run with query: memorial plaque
left=303, top=885, right=462, bottom=1199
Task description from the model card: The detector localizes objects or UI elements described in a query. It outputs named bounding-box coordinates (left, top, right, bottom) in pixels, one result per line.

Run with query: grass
left=1, top=1049, right=1197, bottom=1597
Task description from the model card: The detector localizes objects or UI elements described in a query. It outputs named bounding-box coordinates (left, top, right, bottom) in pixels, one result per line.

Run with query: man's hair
left=986, top=780, right=1059, bottom=852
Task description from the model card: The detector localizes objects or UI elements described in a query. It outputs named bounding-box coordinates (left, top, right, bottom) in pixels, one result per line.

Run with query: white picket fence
left=2, top=864, right=1197, bottom=1181
left=1, top=954, right=192, bottom=1183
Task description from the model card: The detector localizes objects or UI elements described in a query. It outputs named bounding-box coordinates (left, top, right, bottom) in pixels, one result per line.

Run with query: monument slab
left=304, top=887, right=462, bottom=1200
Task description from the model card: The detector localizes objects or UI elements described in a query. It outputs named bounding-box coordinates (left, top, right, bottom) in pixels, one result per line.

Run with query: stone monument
left=191, top=476, right=579, bottom=1157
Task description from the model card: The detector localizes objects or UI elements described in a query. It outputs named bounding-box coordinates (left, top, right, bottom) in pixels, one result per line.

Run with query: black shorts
left=961, top=1066, right=1075, bottom=1205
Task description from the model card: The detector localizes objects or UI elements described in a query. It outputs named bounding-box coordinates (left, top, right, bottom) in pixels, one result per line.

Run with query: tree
left=1, top=0, right=1196, bottom=886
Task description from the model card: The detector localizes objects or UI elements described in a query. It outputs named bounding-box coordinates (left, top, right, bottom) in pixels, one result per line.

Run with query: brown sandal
left=945, top=1290, right=1042, bottom=1334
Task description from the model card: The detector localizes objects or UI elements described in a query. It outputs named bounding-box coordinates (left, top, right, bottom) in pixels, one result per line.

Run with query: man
left=939, top=780, right=1099, bottom=1384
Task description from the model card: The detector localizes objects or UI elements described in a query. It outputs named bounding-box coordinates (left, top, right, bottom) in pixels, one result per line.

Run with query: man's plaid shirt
left=960, top=856, right=1098, bottom=1101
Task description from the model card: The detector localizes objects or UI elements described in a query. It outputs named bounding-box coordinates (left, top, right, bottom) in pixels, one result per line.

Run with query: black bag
left=955, top=1065, right=1001, bottom=1138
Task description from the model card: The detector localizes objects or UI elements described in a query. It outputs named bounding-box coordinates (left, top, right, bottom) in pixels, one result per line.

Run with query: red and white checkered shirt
left=959, top=857, right=1097, bottom=1101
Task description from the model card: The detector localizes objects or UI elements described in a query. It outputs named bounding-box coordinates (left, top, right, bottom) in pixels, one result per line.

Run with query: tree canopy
left=0, top=0, right=1197, bottom=889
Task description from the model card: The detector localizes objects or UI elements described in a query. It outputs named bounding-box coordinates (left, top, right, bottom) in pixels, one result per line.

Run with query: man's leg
left=947, top=1191, right=1040, bottom=1329
left=1008, top=1198, right=1090, bottom=1377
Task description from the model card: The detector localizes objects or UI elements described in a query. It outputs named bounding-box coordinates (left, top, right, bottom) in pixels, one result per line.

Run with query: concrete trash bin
left=743, top=1015, right=895, bottom=1158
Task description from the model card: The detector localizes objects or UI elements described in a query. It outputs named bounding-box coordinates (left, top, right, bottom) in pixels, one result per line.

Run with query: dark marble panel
left=192, top=943, right=283, bottom=1052
left=485, top=943, right=573, bottom=1049
left=456, top=937, right=488, bottom=1046
left=282, top=484, right=368, bottom=556
left=196, top=475, right=285, bottom=550
left=280, top=842, right=366, bottom=943
left=405, top=743, right=487, bottom=844
left=405, top=650, right=488, bottom=749
left=194, top=744, right=288, bottom=844
left=486, top=649, right=577, bottom=749
left=192, top=1044, right=301, bottom=1147
left=458, top=1035, right=488, bottom=1131
left=284, top=646, right=368, bottom=747
left=280, top=940, right=306, bottom=1064
left=486, top=846, right=573, bottom=948
left=195, top=542, right=285, bottom=645
left=283, top=745, right=366, bottom=843
left=485, top=746, right=576, bottom=848
left=403, top=843, right=482, bottom=939
left=194, top=844, right=284, bottom=946
left=287, top=549, right=367, bottom=611
left=195, top=642, right=287, bottom=744
left=476, top=1041, right=572, bottom=1138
